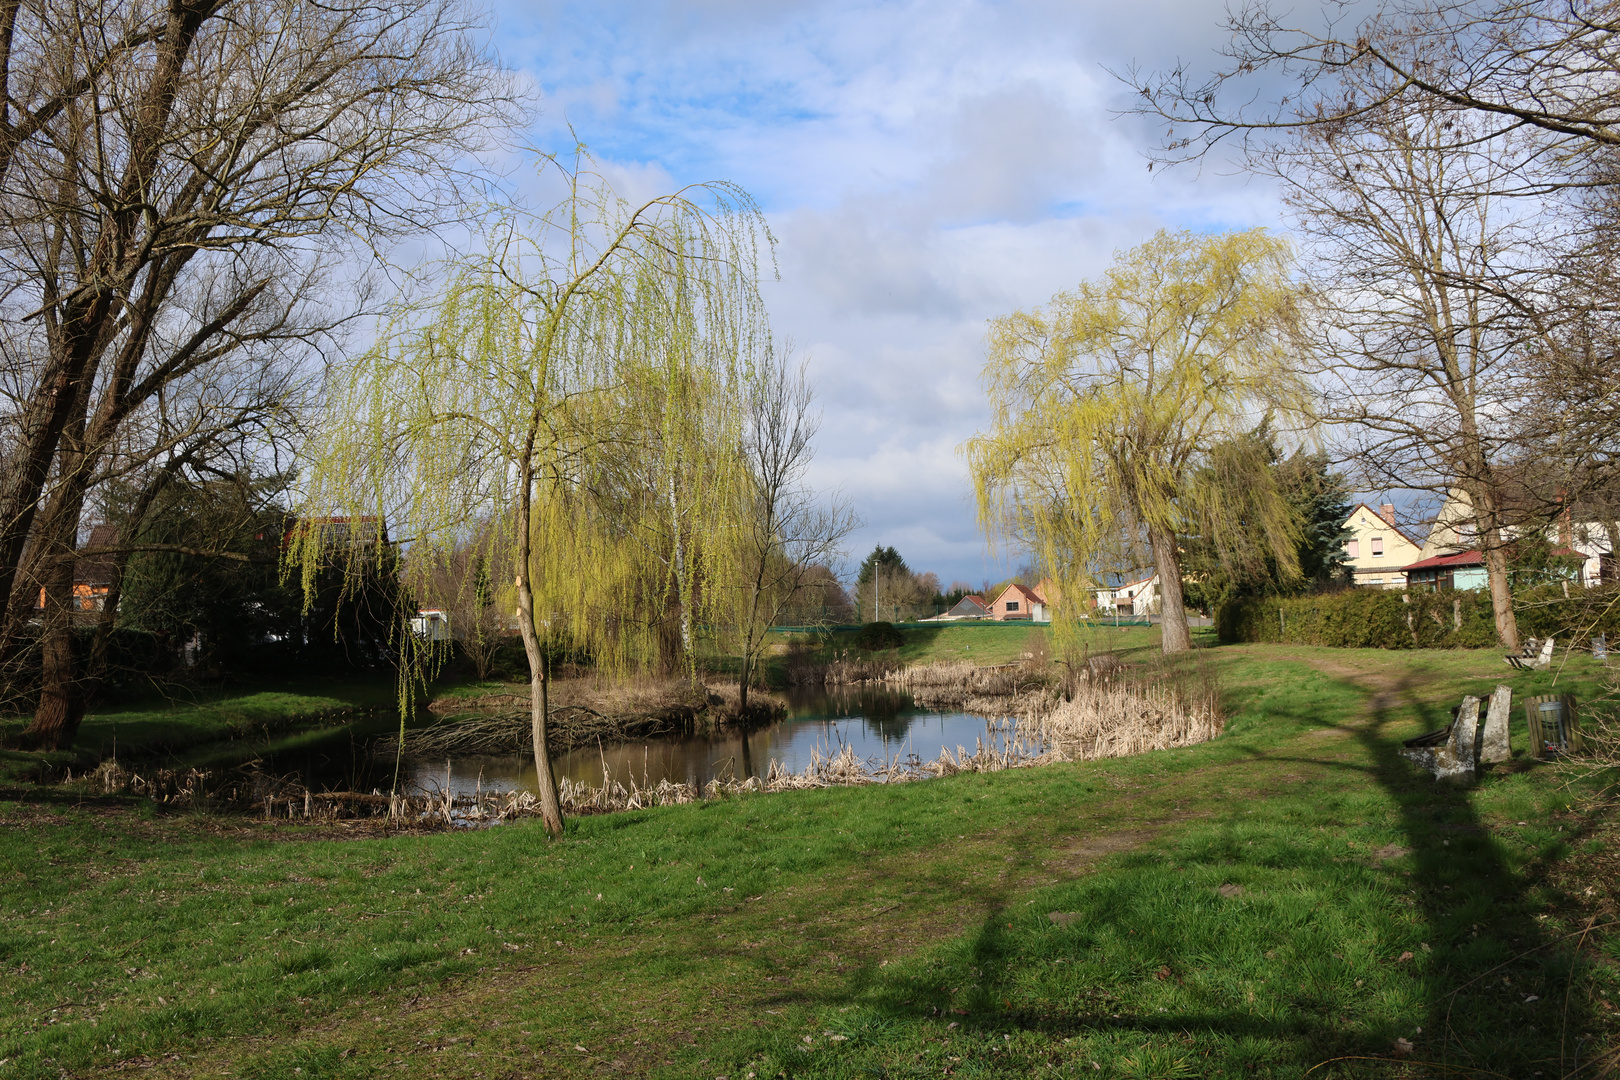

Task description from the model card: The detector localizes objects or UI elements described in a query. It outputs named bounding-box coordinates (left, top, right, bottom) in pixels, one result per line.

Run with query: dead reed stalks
left=785, top=650, right=902, bottom=686
left=881, top=660, right=1061, bottom=714
left=1028, top=660, right=1225, bottom=760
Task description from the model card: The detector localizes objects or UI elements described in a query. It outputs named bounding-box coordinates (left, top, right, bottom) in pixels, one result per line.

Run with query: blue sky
left=487, top=0, right=1295, bottom=588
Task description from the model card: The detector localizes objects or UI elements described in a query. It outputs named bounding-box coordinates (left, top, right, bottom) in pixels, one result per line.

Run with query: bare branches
left=1132, top=1, right=1620, bottom=166
left=0, top=0, right=521, bottom=745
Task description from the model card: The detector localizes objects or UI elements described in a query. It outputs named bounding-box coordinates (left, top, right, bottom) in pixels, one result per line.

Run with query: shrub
left=1217, top=584, right=1620, bottom=649
left=855, top=621, right=904, bottom=650
left=1515, top=583, right=1620, bottom=645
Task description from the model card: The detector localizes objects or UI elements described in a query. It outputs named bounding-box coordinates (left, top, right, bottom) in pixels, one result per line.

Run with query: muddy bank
left=401, top=679, right=786, bottom=757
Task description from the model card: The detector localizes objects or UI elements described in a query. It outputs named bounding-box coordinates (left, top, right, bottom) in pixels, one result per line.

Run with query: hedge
left=1213, top=586, right=1620, bottom=649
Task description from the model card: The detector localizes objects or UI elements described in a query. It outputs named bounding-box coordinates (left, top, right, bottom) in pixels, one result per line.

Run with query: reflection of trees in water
left=427, top=686, right=934, bottom=791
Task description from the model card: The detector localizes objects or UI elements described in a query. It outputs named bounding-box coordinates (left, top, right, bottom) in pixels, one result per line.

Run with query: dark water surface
left=403, top=685, right=1012, bottom=799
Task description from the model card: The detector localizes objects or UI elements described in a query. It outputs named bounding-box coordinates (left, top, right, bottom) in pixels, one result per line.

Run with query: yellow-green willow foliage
left=963, top=229, right=1311, bottom=655
left=293, top=157, right=773, bottom=835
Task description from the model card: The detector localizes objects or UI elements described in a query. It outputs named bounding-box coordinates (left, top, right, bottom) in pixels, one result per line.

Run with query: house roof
left=946, top=595, right=989, bottom=615
left=76, top=524, right=120, bottom=585
left=1403, top=545, right=1581, bottom=573
left=1345, top=503, right=1422, bottom=549
left=1401, top=550, right=1486, bottom=572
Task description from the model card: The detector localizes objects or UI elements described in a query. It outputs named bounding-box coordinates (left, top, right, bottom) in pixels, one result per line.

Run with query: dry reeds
left=881, top=660, right=1060, bottom=714
left=1029, top=659, right=1224, bottom=760
left=785, top=649, right=902, bottom=686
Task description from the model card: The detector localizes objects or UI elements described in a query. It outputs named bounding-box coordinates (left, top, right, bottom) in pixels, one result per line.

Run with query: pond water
left=403, top=685, right=1014, bottom=799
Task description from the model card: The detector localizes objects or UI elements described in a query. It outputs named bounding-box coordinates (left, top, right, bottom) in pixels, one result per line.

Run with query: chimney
left=1379, top=503, right=1396, bottom=527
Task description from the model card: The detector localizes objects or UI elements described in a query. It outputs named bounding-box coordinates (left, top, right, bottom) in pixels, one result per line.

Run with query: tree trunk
left=514, top=572, right=564, bottom=836
left=1467, top=483, right=1520, bottom=650
left=1148, top=525, right=1192, bottom=654
left=1482, top=541, right=1518, bottom=650
left=23, top=549, right=83, bottom=750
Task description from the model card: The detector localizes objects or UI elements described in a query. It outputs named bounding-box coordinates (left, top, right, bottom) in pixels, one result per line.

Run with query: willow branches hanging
left=963, top=228, right=1312, bottom=654
left=293, top=152, right=775, bottom=834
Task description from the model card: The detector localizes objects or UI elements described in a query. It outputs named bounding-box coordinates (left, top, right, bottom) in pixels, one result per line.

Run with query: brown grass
left=1029, top=665, right=1225, bottom=760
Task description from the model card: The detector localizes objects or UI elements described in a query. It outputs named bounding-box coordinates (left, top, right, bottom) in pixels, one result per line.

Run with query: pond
left=403, top=685, right=1015, bottom=800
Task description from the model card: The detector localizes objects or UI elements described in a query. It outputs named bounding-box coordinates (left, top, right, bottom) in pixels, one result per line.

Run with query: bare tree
left=1133, top=2, right=1620, bottom=162
left=729, top=352, right=859, bottom=717
left=0, top=0, right=516, bottom=746
left=1257, top=47, right=1571, bottom=647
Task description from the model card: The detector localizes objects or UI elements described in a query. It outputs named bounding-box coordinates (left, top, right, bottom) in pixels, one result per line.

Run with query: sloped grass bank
left=0, top=676, right=400, bottom=786
left=0, top=646, right=1615, bottom=1078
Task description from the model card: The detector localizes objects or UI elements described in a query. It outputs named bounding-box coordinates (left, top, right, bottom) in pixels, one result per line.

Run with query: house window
left=1006, top=601, right=1019, bottom=612
left=1347, top=539, right=1360, bottom=558
left=1371, top=536, right=1384, bottom=557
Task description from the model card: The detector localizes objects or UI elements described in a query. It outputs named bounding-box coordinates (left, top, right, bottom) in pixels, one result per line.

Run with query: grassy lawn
left=0, top=676, right=400, bottom=783
left=771, top=620, right=1165, bottom=670
left=0, top=643, right=1617, bottom=1078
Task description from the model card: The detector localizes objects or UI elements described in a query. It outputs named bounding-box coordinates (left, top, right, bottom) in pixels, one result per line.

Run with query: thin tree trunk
left=1148, top=524, right=1192, bottom=654
left=513, top=456, right=563, bottom=836
left=515, top=571, right=563, bottom=836
left=1482, top=540, right=1518, bottom=649
left=668, top=474, right=693, bottom=666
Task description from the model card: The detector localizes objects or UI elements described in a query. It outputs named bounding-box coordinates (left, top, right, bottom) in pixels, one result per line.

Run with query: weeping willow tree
left=293, top=156, right=773, bottom=835
left=963, top=229, right=1312, bottom=655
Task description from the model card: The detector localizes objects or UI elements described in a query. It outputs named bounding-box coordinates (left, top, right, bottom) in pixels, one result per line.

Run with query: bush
left=1216, top=589, right=1493, bottom=649
left=1217, top=584, right=1620, bottom=649
left=855, top=621, right=904, bottom=651
left=1514, top=583, right=1620, bottom=645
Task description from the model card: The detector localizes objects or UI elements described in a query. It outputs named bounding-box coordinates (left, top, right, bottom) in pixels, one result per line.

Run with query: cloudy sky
left=486, top=0, right=1293, bottom=588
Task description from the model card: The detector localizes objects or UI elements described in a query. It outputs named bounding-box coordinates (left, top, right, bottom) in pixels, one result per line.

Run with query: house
left=1401, top=550, right=1489, bottom=592
left=988, top=583, right=1047, bottom=621
left=1094, top=573, right=1158, bottom=617
left=941, top=594, right=989, bottom=620
left=410, top=609, right=452, bottom=641
left=35, top=524, right=119, bottom=613
left=1342, top=503, right=1422, bottom=589
left=1420, top=485, right=1613, bottom=587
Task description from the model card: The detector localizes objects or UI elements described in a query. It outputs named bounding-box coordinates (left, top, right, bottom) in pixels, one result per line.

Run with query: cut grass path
left=1, top=644, right=1617, bottom=1078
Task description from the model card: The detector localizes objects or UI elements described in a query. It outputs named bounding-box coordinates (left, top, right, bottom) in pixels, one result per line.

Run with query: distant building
left=1109, top=574, right=1158, bottom=617
left=410, top=609, right=452, bottom=641
left=942, top=594, right=989, bottom=620
left=1342, top=503, right=1422, bottom=589
left=988, top=582, right=1048, bottom=621
left=1401, top=550, right=1489, bottom=592
left=1420, top=485, right=1613, bottom=588
left=35, top=524, right=119, bottom=613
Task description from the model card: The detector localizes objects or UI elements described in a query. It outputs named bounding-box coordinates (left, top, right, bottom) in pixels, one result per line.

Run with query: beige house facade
left=1343, top=503, right=1422, bottom=589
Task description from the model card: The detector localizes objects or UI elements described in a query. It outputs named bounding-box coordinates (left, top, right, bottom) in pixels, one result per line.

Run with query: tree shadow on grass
left=719, top=661, right=1605, bottom=1078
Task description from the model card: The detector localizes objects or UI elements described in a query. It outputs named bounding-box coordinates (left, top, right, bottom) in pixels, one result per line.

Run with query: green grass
left=775, top=620, right=1167, bottom=670
left=0, top=676, right=403, bottom=786
left=0, top=644, right=1616, bottom=1078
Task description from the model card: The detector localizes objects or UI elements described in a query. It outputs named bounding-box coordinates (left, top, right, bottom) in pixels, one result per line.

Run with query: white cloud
left=489, top=0, right=1295, bottom=583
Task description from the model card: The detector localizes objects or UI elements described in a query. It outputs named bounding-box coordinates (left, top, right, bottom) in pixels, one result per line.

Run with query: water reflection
left=407, top=685, right=1013, bottom=799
